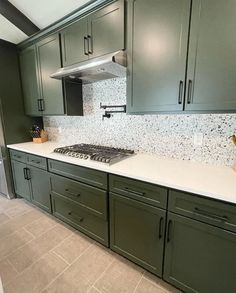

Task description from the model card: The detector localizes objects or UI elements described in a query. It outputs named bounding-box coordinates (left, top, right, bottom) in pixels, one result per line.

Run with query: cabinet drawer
left=48, top=159, right=107, bottom=190
left=109, top=175, right=167, bottom=209
left=27, top=154, right=47, bottom=170
left=169, top=190, right=236, bottom=233
left=50, top=174, right=107, bottom=219
left=10, top=150, right=27, bottom=163
left=51, top=193, right=108, bottom=246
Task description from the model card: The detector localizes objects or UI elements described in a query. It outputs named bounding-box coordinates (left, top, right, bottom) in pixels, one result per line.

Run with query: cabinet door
left=29, top=166, right=51, bottom=213
left=88, top=0, right=124, bottom=58
left=20, top=46, right=41, bottom=116
left=11, top=160, right=31, bottom=201
left=127, top=0, right=190, bottom=113
left=61, top=18, right=88, bottom=66
left=37, top=34, right=64, bottom=115
left=164, top=213, right=236, bottom=293
left=186, top=0, right=236, bottom=111
left=110, top=193, right=166, bottom=276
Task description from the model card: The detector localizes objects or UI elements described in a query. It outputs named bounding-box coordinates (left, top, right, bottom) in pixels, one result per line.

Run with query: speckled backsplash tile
left=43, top=78, right=236, bottom=167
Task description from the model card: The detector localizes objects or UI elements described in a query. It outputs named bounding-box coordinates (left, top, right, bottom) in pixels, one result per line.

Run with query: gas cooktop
left=53, top=144, right=135, bottom=165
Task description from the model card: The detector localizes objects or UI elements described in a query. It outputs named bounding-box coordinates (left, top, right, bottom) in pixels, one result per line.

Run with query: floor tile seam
left=50, top=250, right=70, bottom=266
left=133, top=273, right=145, bottom=293
left=142, top=274, right=177, bottom=293
left=39, top=242, right=94, bottom=293
left=23, top=222, right=58, bottom=239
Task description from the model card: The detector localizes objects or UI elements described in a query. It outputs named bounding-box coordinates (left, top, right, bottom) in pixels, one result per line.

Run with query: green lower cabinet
left=30, top=166, right=51, bottom=213
left=11, top=160, right=31, bottom=201
left=51, top=193, right=108, bottom=246
left=164, top=212, right=236, bottom=293
left=109, top=192, right=166, bottom=276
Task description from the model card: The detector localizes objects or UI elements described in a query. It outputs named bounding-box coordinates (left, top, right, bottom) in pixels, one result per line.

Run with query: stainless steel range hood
left=50, top=50, right=127, bottom=83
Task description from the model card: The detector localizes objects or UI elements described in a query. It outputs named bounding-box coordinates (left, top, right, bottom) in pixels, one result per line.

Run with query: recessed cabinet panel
left=61, top=18, right=88, bottom=66
left=20, top=46, right=41, bottom=116
left=127, top=0, right=191, bottom=113
left=88, top=0, right=124, bottom=58
left=186, top=0, right=236, bottom=111
left=164, top=213, right=236, bottom=293
left=110, top=193, right=166, bottom=276
left=37, top=35, right=64, bottom=115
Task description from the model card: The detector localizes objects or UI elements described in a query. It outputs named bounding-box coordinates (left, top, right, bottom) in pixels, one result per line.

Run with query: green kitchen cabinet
left=11, top=160, right=31, bottom=201
left=60, top=0, right=124, bottom=66
left=19, top=45, right=41, bottom=116
left=185, top=0, right=236, bottom=111
left=20, top=34, right=83, bottom=116
left=164, top=212, right=236, bottom=293
left=61, top=17, right=88, bottom=66
left=127, top=0, right=191, bottom=113
left=110, top=192, right=166, bottom=276
left=30, top=166, right=51, bottom=213
left=88, top=0, right=124, bottom=59
left=36, top=34, right=64, bottom=115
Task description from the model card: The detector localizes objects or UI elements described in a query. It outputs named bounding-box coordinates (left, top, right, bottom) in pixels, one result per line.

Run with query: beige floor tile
left=24, top=216, right=57, bottom=237
left=0, top=229, right=33, bottom=260
left=4, top=204, right=33, bottom=218
left=0, top=209, right=43, bottom=239
left=46, top=244, right=114, bottom=293
left=94, top=255, right=143, bottom=293
left=135, top=278, right=166, bottom=293
left=0, top=259, right=18, bottom=286
left=8, top=224, right=72, bottom=273
left=88, top=287, right=102, bottom=293
left=0, top=213, right=10, bottom=224
left=4, top=252, right=68, bottom=293
left=53, top=232, right=93, bottom=264
left=143, top=272, right=181, bottom=293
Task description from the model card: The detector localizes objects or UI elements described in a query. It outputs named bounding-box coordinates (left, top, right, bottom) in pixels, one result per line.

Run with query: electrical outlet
left=193, top=133, right=203, bottom=146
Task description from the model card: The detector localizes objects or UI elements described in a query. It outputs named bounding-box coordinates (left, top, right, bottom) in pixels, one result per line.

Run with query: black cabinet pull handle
left=167, top=220, right=172, bottom=243
left=65, top=189, right=80, bottom=198
left=23, top=168, right=28, bottom=180
left=37, top=99, right=42, bottom=111
left=178, top=80, right=184, bottom=104
left=159, top=217, right=164, bottom=239
left=26, top=168, right=31, bottom=180
left=194, top=207, right=228, bottom=222
left=31, top=160, right=41, bottom=164
left=84, top=36, right=89, bottom=56
left=68, top=211, right=83, bottom=222
left=123, top=187, right=145, bottom=197
left=87, top=35, right=93, bottom=55
left=187, top=79, right=193, bottom=104
left=40, top=99, right=45, bottom=111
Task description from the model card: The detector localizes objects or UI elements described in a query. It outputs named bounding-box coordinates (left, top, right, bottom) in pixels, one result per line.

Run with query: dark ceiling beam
left=0, top=0, right=40, bottom=36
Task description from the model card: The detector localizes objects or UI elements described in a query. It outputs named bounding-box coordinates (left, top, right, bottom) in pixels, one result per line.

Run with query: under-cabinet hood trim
left=50, top=50, right=127, bottom=83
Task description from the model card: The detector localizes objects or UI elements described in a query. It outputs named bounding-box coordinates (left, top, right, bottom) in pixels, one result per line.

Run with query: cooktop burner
left=53, top=144, right=135, bottom=165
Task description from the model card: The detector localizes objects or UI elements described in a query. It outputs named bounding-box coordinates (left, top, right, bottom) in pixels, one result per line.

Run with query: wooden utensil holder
left=33, top=136, right=48, bottom=143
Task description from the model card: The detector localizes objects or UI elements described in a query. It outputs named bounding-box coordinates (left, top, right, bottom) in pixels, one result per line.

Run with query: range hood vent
left=50, top=50, right=127, bottom=84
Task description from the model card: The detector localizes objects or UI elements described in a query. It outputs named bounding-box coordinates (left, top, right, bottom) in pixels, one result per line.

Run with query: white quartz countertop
left=7, top=141, right=236, bottom=205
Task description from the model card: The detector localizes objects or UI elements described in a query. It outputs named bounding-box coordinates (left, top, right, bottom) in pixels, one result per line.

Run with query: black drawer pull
left=194, top=207, right=228, bottom=222
left=31, top=160, right=41, bottom=164
left=65, top=189, right=80, bottom=198
left=87, top=35, right=93, bottom=55
left=159, top=217, right=164, bottom=239
left=84, top=36, right=89, bottom=56
left=167, top=220, right=172, bottom=243
left=26, top=168, right=31, bottom=180
left=178, top=80, right=184, bottom=104
left=123, top=187, right=145, bottom=197
left=23, top=167, right=28, bottom=180
left=68, top=211, right=83, bottom=222
left=187, top=79, right=193, bottom=104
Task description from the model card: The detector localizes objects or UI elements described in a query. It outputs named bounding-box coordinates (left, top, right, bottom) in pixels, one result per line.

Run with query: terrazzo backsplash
left=43, top=77, right=236, bottom=167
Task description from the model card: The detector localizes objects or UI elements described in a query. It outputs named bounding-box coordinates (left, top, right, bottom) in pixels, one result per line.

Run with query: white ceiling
left=1, top=0, right=92, bottom=44
left=0, top=14, right=28, bottom=43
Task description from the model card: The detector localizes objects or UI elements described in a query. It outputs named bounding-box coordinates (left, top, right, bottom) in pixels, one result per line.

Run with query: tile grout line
left=142, top=274, right=180, bottom=293
left=133, top=273, right=144, bottom=293
left=39, top=242, right=95, bottom=293
left=51, top=250, right=70, bottom=266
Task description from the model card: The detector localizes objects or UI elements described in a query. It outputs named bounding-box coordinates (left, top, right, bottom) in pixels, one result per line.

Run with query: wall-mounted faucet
left=100, top=103, right=126, bottom=120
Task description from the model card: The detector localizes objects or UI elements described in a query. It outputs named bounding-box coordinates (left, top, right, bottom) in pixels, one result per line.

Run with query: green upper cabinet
left=185, top=0, right=236, bottom=111
left=164, top=213, right=236, bottom=293
left=60, top=0, right=124, bottom=67
left=61, top=17, right=88, bottom=66
left=88, top=0, right=124, bottom=59
left=20, top=46, right=41, bottom=116
left=127, top=0, right=191, bottom=113
left=36, top=35, right=64, bottom=115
